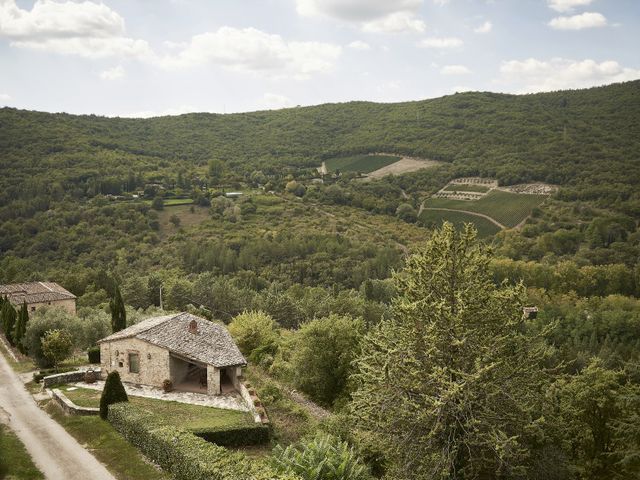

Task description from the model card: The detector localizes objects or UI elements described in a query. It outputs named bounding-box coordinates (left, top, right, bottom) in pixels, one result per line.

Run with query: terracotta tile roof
left=98, top=313, right=246, bottom=368
left=0, top=282, right=76, bottom=305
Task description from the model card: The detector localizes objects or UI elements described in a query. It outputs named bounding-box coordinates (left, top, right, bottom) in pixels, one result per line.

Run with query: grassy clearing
left=60, top=385, right=254, bottom=431
left=0, top=425, right=44, bottom=479
left=244, top=366, right=317, bottom=447
left=0, top=336, right=36, bottom=373
left=157, top=204, right=209, bottom=236
left=44, top=401, right=170, bottom=480
left=426, top=190, right=547, bottom=228
left=443, top=184, right=490, bottom=193
left=325, top=154, right=401, bottom=173
left=419, top=210, right=501, bottom=238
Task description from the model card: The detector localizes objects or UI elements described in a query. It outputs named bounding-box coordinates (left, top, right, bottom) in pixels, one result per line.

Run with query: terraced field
left=443, top=184, right=491, bottom=193
left=425, top=190, right=547, bottom=228
left=419, top=210, right=501, bottom=238
left=325, top=154, right=401, bottom=173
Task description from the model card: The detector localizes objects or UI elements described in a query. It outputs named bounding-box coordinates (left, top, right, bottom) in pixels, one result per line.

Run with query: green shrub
left=87, top=346, right=100, bottom=364
left=270, top=432, right=372, bottom=480
left=100, top=371, right=128, bottom=419
left=108, top=403, right=297, bottom=480
left=22, top=307, right=81, bottom=367
left=192, top=424, right=270, bottom=448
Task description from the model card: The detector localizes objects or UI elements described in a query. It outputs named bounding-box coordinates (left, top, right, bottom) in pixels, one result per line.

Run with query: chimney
left=188, top=319, right=198, bottom=334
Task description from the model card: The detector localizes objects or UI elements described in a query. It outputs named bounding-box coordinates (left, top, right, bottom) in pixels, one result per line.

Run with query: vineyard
left=419, top=210, right=501, bottom=238
left=324, top=154, right=401, bottom=173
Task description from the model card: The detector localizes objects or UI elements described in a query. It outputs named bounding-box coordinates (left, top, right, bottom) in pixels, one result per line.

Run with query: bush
left=23, top=307, right=81, bottom=367
left=108, top=403, right=296, bottom=480
left=100, top=371, right=128, bottom=419
left=87, top=346, right=100, bottom=364
left=228, top=310, right=280, bottom=360
left=270, top=432, right=372, bottom=480
left=193, top=424, right=271, bottom=448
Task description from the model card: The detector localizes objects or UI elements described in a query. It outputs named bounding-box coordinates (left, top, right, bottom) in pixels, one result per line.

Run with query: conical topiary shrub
left=100, top=371, right=128, bottom=420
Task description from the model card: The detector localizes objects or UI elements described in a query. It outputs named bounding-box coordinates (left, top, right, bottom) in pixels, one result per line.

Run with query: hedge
left=87, top=346, right=100, bottom=364
left=108, top=403, right=298, bottom=480
left=192, top=424, right=270, bottom=448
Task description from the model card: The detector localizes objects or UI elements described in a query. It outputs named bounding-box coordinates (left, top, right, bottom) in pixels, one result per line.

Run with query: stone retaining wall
left=43, top=368, right=102, bottom=388
left=51, top=388, right=100, bottom=416
left=239, top=381, right=269, bottom=424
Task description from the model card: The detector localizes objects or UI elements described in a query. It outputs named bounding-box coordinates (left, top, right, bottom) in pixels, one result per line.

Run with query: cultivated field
left=419, top=210, right=501, bottom=238
left=324, top=154, right=401, bottom=173
left=443, top=184, right=491, bottom=193
left=425, top=190, right=547, bottom=228
left=363, top=157, right=443, bottom=181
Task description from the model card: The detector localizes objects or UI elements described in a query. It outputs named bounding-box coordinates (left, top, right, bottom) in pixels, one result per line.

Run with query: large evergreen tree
left=110, top=282, right=126, bottom=333
left=1, top=300, right=17, bottom=346
left=350, top=223, right=551, bottom=479
left=13, top=301, right=29, bottom=354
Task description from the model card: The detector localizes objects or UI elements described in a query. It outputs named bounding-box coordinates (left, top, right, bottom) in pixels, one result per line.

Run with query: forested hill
left=1, top=80, right=639, bottom=197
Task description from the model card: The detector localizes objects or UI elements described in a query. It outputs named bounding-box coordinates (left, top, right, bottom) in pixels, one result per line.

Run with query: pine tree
left=100, top=371, right=128, bottom=419
left=1, top=300, right=17, bottom=346
left=13, top=301, right=29, bottom=354
left=350, top=223, right=551, bottom=479
left=109, top=282, right=126, bottom=333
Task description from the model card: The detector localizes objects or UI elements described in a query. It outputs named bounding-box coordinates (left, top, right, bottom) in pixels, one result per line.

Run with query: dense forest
left=1, top=81, right=640, bottom=479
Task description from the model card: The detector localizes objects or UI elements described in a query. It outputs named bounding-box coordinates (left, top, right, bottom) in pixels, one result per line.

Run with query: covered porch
left=169, top=353, right=241, bottom=396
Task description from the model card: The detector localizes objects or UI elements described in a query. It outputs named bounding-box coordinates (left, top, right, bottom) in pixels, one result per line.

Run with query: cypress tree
left=109, top=282, right=126, bottom=333
left=100, top=371, right=128, bottom=419
left=13, top=301, right=29, bottom=354
left=1, top=300, right=17, bottom=346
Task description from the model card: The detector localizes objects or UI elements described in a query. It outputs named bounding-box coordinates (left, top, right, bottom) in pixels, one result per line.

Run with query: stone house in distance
left=0, top=282, right=77, bottom=315
left=98, top=312, right=246, bottom=396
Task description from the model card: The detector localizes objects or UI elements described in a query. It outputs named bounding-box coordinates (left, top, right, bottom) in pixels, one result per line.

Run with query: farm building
left=0, top=282, right=76, bottom=315
left=98, top=313, right=246, bottom=396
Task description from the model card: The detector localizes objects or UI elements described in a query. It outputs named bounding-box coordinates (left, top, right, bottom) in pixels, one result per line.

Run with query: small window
left=128, top=353, right=140, bottom=374
left=118, top=361, right=124, bottom=368
left=31, top=307, right=36, bottom=312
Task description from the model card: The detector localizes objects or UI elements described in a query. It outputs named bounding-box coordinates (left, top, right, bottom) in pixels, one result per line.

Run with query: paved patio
left=72, top=381, right=249, bottom=412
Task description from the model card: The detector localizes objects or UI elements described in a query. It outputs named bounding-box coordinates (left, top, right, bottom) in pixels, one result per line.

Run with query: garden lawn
left=419, top=210, right=501, bottom=238
left=0, top=425, right=44, bottom=479
left=60, top=385, right=254, bottom=431
left=426, top=190, right=547, bottom=228
left=43, top=401, right=170, bottom=480
left=325, top=154, right=401, bottom=173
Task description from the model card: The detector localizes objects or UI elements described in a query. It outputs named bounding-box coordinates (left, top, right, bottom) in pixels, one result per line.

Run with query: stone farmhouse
left=98, top=312, right=246, bottom=396
left=0, top=282, right=76, bottom=315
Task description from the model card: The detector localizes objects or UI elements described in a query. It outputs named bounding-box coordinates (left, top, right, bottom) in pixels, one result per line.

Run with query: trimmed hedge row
left=108, top=403, right=298, bottom=480
left=87, top=346, right=100, bottom=364
left=192, top=424, right=270, bottom=448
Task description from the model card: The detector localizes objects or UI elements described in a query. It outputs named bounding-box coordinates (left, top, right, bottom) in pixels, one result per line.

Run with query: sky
left=0, top=0, right=638, bottom=117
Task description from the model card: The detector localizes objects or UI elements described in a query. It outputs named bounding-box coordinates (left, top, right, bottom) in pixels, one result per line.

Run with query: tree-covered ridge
left=1, top=80, right=639, bottom=194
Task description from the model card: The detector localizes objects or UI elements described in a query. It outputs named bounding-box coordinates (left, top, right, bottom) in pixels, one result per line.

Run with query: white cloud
left=547, top=0, right=594, bottom=13
left=499, top=58, right=640, bottom=93
left=260, top=93, right=294, bottom=110
left=160, top=27, right=341, bottom=78
left=296, top=0, right=425, bottom=33
left=474, top=21, right=492, bottom=34
left=100, top=65, right=125, bottom=80
left=0, top=0, right=153, bottom=59
left=0, top=93, right=11, bottom=101
left=347, top=40, right=370, bottom=50
left=441, top=64, right=470, bottom=75
left=549, top=12, right=607, bottom=30
left=418, top=37, right=463, bottom=48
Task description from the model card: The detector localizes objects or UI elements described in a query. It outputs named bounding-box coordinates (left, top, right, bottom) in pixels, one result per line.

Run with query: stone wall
left=23, top=298, right=76, bottom=315
left=207, top=365, right=220, bottom=395
left=100, top=338, right=169, bottom=388
left=51, top=389, right=99, bottom=416
left=43, top=368, right=102, bottom=388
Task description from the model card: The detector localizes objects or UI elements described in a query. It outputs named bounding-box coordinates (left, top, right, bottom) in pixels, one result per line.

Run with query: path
left=421, top=206, right=507, bottom=230
left=0, top=351, right=116, bottom=480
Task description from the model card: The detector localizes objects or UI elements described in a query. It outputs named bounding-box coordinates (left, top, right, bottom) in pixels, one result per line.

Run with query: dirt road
left=0, top=352, right=116, bottom=480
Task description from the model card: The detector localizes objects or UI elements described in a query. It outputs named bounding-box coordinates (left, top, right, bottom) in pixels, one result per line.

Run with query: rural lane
left=0, top=352, right=116, bottom=480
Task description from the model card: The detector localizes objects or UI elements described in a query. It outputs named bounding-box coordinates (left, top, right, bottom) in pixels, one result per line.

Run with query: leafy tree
left=208, top=159, right=225, bottom=185
left=169, top=214, right=181, bottom=227
left=99, top=371, right=129, bottom=420
left=22, top=307, right=81, bottom=367
left=550, top=359, right=640, bottom=479
left=351, top=223, right=550, bottom=479
left=287, top=314, right=364, bottom=408
left=12, top=301, right=28, bottom=354
left=1, top=300, right=17, bottom=346
left=41, top=329, right=73, bottom=372
left=395, top=203, right=417, bottom=223
left=151, top=195, right=164, bottom=211
left=109, top=282, right=127, bottom=333
left=270, top=432, right=372, bottom=480
left=228, top=310, right=280, bottom=361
